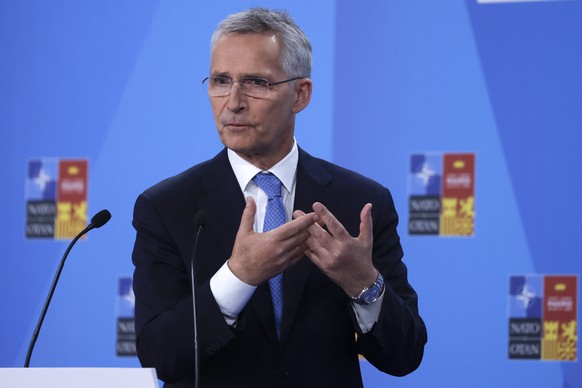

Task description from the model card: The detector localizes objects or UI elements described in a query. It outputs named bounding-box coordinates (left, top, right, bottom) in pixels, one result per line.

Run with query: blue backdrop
left=2, top=1, right=581, bottom=387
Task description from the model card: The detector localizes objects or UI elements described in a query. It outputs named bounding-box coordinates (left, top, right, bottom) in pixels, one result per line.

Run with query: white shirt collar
left=227, top=138, right=298, bottom=194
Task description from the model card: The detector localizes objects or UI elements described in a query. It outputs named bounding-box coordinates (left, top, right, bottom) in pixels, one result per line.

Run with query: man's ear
left=292, top=78, right=313, bottom=113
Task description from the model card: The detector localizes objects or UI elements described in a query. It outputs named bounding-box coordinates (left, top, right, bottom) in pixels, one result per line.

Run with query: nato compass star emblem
left=33, top=167, right=51, bottom=192
left=416, top=162, right=436, bottom=188
left=516, top=283, right=537, bottom=309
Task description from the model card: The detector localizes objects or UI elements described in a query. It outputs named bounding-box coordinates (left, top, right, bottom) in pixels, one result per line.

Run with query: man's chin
left=222, top=140, right=250, bottom=153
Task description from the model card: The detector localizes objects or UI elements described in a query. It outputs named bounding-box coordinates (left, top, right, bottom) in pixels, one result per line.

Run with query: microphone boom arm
left=24, top=209, right=111, bottom=367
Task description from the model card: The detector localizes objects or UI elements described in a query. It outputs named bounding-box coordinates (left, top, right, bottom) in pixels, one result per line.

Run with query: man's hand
left=228, top=197, right=319, bottom=286
left=294, top=202, right=377, bottom=297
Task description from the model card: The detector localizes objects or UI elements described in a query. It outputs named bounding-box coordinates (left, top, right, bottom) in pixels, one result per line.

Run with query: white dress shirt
left=209, top=139, right=383, bottom=332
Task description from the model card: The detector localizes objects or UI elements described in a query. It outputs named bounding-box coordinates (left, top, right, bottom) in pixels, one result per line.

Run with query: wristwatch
left=350, top=271, right=385, bottom=305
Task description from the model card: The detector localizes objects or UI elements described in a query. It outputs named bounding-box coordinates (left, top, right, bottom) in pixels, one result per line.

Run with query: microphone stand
left=24, top=210, right=111, bottom=367
left=190, top=211, right=206, bottom=388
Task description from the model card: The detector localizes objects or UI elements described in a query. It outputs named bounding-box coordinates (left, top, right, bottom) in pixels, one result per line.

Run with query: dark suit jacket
left=132, top=148, right=427, bottom=387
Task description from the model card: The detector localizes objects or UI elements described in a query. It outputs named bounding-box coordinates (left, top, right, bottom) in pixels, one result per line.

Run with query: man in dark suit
left=132, top=7, right=427, bottom=387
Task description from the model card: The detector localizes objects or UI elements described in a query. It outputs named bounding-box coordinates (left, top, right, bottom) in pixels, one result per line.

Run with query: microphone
left=190, top=210, right=207, bottom=388
left=88, top=209, right=112, bottom=229
left=24, top=209, right=112, bottom=367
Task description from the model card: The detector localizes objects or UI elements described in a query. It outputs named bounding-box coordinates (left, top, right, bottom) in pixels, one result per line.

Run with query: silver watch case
left=351, top=272, right=384, bottom=305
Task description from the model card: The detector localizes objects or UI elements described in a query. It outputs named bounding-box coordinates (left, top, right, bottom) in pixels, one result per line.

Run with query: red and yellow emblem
left=542, top=276, right=577, bottom=361
left=440, top=154, right=475, bottom=236
left=55, top=160, right=88, bottom=239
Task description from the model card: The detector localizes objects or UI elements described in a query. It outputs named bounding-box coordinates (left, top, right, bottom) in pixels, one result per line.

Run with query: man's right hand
left=228, top=196, right=319, bottom=286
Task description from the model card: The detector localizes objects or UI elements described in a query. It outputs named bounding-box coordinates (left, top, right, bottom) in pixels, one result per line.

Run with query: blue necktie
left=253, top=172, right=285, bottom=338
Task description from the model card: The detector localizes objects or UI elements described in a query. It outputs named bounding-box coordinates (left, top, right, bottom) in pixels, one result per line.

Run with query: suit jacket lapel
left=196, top=149, right=245, bottom=262
left=196, top=148, right=341, bottom=346
left=196, top=149, right=279, bottom=345
left=279, top=149, right=340, bottom=345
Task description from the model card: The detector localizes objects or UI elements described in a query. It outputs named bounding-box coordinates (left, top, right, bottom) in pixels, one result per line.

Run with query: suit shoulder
left=141, top=151, right=227, bottom=201
left=309, top=155, right=388, bottom=194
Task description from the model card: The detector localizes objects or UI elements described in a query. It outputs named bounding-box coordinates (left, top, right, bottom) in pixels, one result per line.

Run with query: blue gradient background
left=1, top=1, right=580, bottom=386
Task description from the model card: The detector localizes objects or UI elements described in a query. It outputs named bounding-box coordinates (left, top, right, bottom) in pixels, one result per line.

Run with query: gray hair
left=210, top=8, right=312, bottom=78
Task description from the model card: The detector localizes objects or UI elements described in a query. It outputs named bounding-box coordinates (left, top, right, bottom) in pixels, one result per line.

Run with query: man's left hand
left=293, top=202, right=378, bottom=297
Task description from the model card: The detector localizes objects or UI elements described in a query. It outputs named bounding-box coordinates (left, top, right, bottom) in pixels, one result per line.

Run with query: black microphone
left=24, top=209, right=112, bottom=367
left=190, top=210, right=207, bottom=388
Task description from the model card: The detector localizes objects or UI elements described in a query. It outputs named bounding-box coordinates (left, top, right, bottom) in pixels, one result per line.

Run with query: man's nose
left=227, top=82, right=247, bottom=112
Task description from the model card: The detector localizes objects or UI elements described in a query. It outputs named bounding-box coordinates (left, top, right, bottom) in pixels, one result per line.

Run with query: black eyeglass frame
left=201, top=76, right=303, bottom=97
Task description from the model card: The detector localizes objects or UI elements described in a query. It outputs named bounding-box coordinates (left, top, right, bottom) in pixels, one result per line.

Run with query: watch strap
left=350, top=271, right=384, bottom=305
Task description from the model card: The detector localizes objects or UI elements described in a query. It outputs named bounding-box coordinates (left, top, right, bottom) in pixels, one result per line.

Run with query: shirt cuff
left=209, top=261, right=256, bottom=326
left=351, top=292, right=384, bottom=333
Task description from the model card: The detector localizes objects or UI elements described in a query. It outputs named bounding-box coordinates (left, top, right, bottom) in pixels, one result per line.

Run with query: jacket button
left=205, top=341, right=221, bottom=355
left=279, top=367, right=288, bottom=379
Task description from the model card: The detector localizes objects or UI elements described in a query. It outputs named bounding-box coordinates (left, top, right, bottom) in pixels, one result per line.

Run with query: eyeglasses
left=202, top=76, right=302, bottom=98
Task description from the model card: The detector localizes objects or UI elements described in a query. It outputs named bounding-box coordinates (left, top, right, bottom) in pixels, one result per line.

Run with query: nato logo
left=410, top=154, right=442, bottom=196
left=26, top=159, right=59, bottom=238
left=26, top=158, right=89, bottom=239
left=509, top=275, right=543, bottom=318
left=117, top=277, right=135, bottom=318
left=27, top=159, right=58, bottom=200
left=116, top=277, right=136, bottom=356
left=409, top=152, right=476, bottom=236
left=508, top=275, right=544, bottom=360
